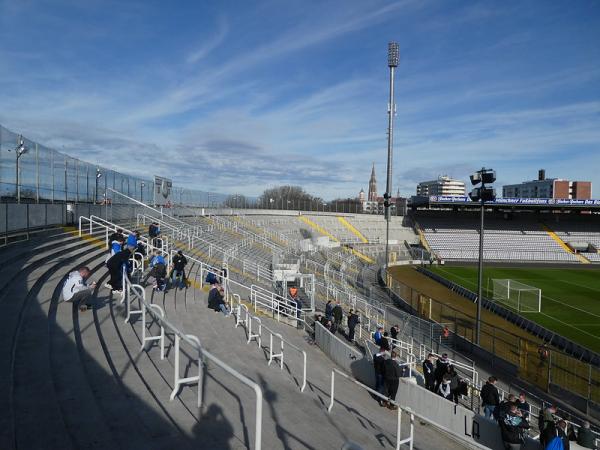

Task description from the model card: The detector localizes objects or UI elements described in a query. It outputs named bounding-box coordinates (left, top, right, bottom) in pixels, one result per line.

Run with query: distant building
left=358, top=168, right=404, bottom=214
left=368, top=163, right=378, bottom=201
left=416, top=176, right=466, bottom=197
left=502, top=170, right=592, bottom=200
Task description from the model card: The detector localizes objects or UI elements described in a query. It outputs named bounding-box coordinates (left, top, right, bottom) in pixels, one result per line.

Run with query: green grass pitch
left=429, top=265, right=600, bottom=353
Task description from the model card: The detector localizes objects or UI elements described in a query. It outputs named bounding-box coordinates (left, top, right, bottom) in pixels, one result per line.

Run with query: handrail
left=232, top=296, right=307, bottom=392
left=125, top=277, right=263, bottom=449
left=328, top=368, right=413, bottom=450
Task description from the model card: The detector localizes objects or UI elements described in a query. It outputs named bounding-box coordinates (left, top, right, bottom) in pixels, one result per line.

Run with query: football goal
left=491, top=279, right=542, bottom=313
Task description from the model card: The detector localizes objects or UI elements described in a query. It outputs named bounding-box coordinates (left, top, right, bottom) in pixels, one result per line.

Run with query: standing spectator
left=171, top=250, right=188, bottom=289
left=437, top=375, right=452, bottom=400
left=332, top=300, right=343, bottom=332
left=380, top=332, right=391, bottom=351
left=515, top=392, right=530, bottom=422
left=422, top=354, right=436, bottom=392
left=325, top=300, right=334, bottom=321
left=373, top=346, right=389, bottom=401
left=390, top=324, right=399, bottom=340
left=62, top=267, right=96, bottom=312
left=434, top=353, right=450, bottom=391
left=498, top=404, right=529, bottom=450
left=576, top=421, right=596, bottom=449
left=373, top=326, right=384, bottom=346
left=556, top=420, right=571, bottom=450
left=149, top=222, right=161, bottom=247
left=448, top=365, right=460, bottom=404
left=539, top=405, right=558, bottom=448
left=347, top=309, right=360, bottom=342
left=383, top=351, right=403, bottom=409
left=105, top=247, right=132, bottom=293
left=480, top=377, right=500, bottom=419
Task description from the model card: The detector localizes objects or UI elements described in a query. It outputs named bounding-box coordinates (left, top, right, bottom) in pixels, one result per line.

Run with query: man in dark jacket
left=332, top=301, right=343, bottom=332
left=576, top=421, right=596, bottom=449
left=105, top=247, right=132, bottom=292
left=171, top=250, right=188, bottom=288
left=434, top=353, right=450, bottom=391
left=383, top=351, right=403, bottom=409
left=538, top=405, right=557, bottom=448
left=422, top=354, right=436, bottom=391
left=498, top=404, right=529, bottom=450
left=347, top=309, right=359, bottom=342
left=373, top=346, right=389, bottom=401
left=480, top=376, right=500, bottom=419
left=390, top=324, right=399, bottom=340
left=325, top=300, right=333, bottom=320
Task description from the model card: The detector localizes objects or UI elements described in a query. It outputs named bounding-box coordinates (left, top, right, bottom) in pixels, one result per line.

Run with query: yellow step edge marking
left=541, top=224, right=590, bottom=264
left=298, top=215, right=374, bottom=264
left=298, top=215, right=339, bottom=242
left=337, top=216, right=369, bottom=244
left=414, top=220, right=432, bottom=254
left=66, top=227, right=109, bottom=251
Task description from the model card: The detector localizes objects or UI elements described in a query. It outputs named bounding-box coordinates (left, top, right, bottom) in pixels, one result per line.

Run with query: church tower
left=368, top=163, right=378, bottom=201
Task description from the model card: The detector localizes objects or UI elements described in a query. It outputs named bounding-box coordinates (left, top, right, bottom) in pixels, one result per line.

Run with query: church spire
left=368, top=163, right=378, bottom=201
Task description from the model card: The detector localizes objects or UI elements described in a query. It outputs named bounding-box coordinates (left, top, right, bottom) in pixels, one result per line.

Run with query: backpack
left=545, top=436, right=564, bottom=450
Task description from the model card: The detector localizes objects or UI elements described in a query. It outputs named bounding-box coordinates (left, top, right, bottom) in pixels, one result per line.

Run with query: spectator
left=149, top=222, right=161, bottom=247
left=448, top=365, right=460, bottom=404
left=373, top=326, right=384, bottom=346
left=213, top=285, right=230, bottom=316
left=373, top=346, right=389, bottom=403
left=556, top=420, right=571, bottom=450
left=325, top=300, right=334, bottom=320
left=109, top=236, right=124, bottom=257
left=332, top=300, right=343, bottom=331
left=576, top=421, right=595, bottom=449
left=142, top=251, right=167, bottom=291
left=497, top=394, right=517, bottom=421
left=347, top=309, right=359, bottom=342
left=390, top=324, right=399, bottom=340
left=383, top=351, right=403, bottom=409
left=126, top=230, right=139, bottom=250
left=515, top=392, right=530, bottom=422
left=434, top=353, right=450, bottom=391
left=108, top=228, right=124, bottom=250
left=422, top=354, right=436, bottom=392
left=480, top=376, right=500, bottom=419
left=380, top=332, right=390, bottom=351
left=205, top=270, right=218, bottom=286
left=538, top=404, right=557, bottom=447
left=207, top=283, right=220, bottom=310
left=437, top=375, right=452, bottom=400
left=288, top=287, right=302, bottom=326
left=498, top=404, right=529, bottom=450
left=105, top=247, right=132, bottom=293
left=171, top=250, right=188, bottom=289
left=62, top=267, right=96, bottom=312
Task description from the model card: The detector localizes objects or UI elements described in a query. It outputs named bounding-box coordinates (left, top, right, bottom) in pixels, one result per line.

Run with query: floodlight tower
left=384, top=42, right=399, bottom=269
left=469, top=168, right=496, bottom=345
left=9, top=135, right=28, bottom=203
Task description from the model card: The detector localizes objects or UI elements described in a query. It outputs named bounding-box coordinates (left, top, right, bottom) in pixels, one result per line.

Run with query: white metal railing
left=233, top=297, right=307, bottom=392
left=328, top=368, right=414, bottom=450
left=123, top=276, right=264, bottom=450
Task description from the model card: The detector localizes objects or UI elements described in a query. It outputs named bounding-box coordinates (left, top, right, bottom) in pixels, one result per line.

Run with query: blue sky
left=1, top=0, right=599, bottom=199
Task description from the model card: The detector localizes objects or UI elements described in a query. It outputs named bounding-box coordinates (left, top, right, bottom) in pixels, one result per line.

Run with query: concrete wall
left=0, top=203, right=66, bottom=234
left=316, top=319, right=543, bottom=450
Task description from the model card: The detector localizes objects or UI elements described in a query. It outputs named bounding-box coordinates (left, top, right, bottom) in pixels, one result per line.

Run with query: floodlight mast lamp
left=95, top=168, right=102, bottom=203
left=9, top=135, right=28, bottom=203
left=469, top=167, right=496, bottom=345
left=384, top=42, right=399, bottom=270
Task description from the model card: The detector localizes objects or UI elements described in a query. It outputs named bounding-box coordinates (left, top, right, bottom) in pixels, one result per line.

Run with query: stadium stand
left=416, top=211, right=582, bottom=263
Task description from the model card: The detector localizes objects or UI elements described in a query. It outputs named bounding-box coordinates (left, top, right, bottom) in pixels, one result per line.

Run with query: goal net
left=491, top=279, right=541, bottom=313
